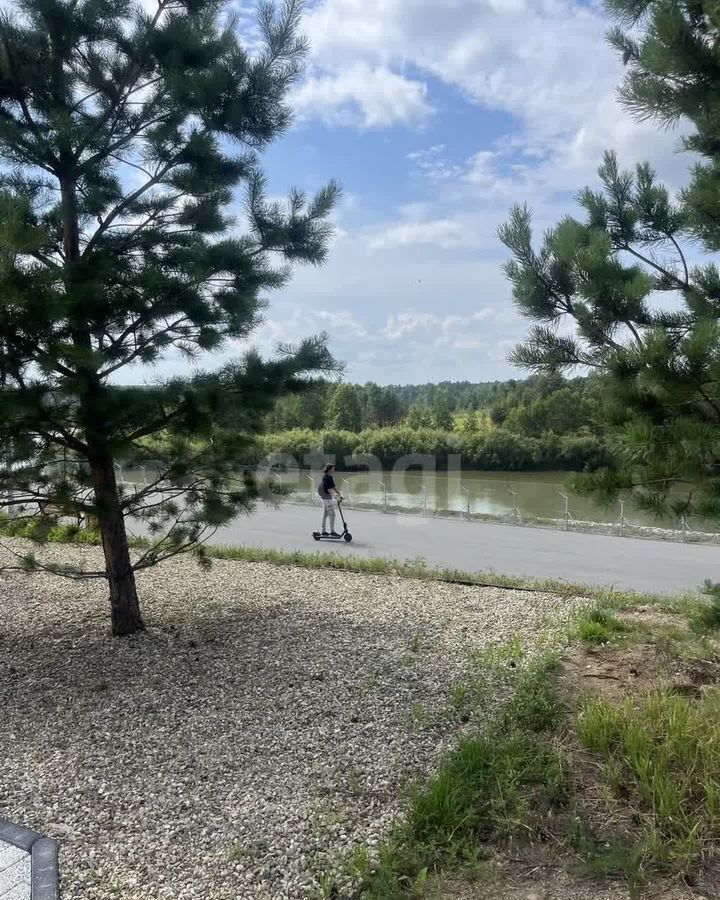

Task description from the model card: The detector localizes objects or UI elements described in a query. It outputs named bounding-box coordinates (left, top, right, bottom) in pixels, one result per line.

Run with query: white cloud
left=368, top=218, right=472, bottom=251
left=407, top=145, right=465, bottom=181
left=298, top=0, right=689, bottom=183
left=383, top=309, right=495, bottom=350
left=256, top=308, right=368, bottom=347
left=289, top=64, right=432, bottom=128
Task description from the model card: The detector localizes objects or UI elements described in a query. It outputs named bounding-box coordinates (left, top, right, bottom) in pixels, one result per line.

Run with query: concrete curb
left=0, top=818, right=60, bottom=899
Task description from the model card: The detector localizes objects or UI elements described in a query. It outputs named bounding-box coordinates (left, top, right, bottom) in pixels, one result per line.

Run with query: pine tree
left=606, top=0, right=720, bottom=249
left=430, top=388, right=454, bottom=431
left=501, top=0, right=720, bottom=522
left=0, top=0, right=339, bottom=634
left=379, top=387, right=403, bottom=426
left=325, top=383, right=362, bottom=432
left=362, top=382, right=383, bottom=428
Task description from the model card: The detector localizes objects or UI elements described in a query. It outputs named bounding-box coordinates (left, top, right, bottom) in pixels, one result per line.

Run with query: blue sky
left=177, top=0, right=696, bottom=384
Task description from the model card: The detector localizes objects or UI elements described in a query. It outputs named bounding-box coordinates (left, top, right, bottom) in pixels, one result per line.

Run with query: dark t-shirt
left=319, top=473, right=336, bottom=498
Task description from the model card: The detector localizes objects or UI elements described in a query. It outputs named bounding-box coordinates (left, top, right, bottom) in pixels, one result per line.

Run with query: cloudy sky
left=191, top=0, right=693, bottom=384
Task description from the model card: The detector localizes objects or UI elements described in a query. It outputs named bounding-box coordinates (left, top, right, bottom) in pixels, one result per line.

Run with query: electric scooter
left=312, top=498, right=353, bottom=543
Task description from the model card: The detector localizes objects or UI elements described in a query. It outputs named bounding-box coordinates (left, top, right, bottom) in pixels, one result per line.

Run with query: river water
left=268, top=468, right=713, bottom=532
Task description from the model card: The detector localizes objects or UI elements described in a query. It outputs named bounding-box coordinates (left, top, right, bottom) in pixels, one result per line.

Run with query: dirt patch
left=560, top=606, right=720, bottom=705
left=558, top=642, right=667, bottom=702
left=430, top=852, right=709, bottom=900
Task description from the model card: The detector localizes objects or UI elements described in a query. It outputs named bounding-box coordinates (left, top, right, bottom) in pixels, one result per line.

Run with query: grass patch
left=689, top=582, right=720, bottom=635
left=343, top=653, right=568, bottom=899
left=568, top=822, right=646, bottom=891
left=0, top=516, right=102, bottom=545
left=575, top=607, right=629, bottom=645
left=320, top=597, right=720, bottom=899
left=577, top=688, right=720, bottom=873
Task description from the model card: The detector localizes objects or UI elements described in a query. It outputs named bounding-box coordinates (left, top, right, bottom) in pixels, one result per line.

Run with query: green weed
left=577, top=688, right=720, bottom=873
left=576, top=607, right=628, bottom=645
left=356, top=655, right=568, bottom=899
left=689, top=581, right=720, bottom=634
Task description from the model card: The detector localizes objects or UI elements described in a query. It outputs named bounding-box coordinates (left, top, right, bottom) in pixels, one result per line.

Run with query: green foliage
left=0, top=0, right=339, bottom=627
left=689, top=581, right=720, bottom=634
left=428, top=387, right=454, bottom=431
left=405, top=403, right=430, bottom=430
left=253, top=426, right=609, bottom=472
left=577, top=689, right=720, bottom=872
left=267, top=381, right=406, bottom=431
left=576, top=607, right=629, bottom=645
left=606, top=0, right=720, bottom=249
left=502, top=151, right=720, bottom=522
left=354, top=655, right=568, bottom=899
left=503, top=0, right=720, bottom=523
left=325, top=383, right=363, bottom=432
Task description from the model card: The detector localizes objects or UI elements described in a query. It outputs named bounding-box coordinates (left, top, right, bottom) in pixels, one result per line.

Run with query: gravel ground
left=0, top=540, right=583, bottom=900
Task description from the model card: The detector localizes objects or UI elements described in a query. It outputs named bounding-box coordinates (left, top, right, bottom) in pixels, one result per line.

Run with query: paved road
left=209, top=503, right=719, bottom=595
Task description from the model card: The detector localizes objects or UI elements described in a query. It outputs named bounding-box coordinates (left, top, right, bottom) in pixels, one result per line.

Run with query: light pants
left=321, top=498, right=337, bottom=532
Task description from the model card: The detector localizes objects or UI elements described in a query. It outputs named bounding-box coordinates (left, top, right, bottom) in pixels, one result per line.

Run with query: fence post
left=378, top=480, right=387, bottom=512
left=342, top=479, right=352, bottom=508
left=461, top=487, right=471, bottom=520
left=306, top=473, right=315, bottom=503
left=618, top=498, right=627, bottom=537
left=558, top=491, right=571, bottom=531
left=419, top=483, right=427, bottom=516
left=682, top=514, right=689, bottom=543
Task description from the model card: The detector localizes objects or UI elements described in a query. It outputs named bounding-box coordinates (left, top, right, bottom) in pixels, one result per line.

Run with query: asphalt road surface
left=209, top=502, right=719, bottom=595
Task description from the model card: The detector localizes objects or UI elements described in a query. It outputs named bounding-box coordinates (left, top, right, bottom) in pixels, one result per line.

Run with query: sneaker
left=321, top=531, right=330, bottom=536
left=330, top=531, right=341, bottom=537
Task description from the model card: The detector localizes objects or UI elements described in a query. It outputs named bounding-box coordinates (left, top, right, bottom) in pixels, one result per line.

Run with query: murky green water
left=270, top=468, right=713, bottom=531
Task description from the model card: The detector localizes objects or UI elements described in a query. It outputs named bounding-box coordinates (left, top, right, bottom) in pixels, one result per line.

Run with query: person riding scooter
left=318, top=463, right=342, bottom=537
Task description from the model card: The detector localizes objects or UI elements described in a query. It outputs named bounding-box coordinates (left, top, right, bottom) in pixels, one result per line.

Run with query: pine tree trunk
left=59, top=174, right=144, bottom=636
left=91, top=454, right=145, bottom=636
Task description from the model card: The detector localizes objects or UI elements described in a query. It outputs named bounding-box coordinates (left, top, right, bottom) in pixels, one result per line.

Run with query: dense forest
left=256, top=375, right=610, bottom=472
left=266, top=374, right=604, bottom=436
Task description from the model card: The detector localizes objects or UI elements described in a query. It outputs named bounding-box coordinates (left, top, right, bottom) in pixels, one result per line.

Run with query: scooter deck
left=312, top=531, right=352, bottom=542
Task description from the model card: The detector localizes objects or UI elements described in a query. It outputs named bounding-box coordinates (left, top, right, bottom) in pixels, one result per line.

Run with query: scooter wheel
left=344, top=533, right=353, bottom=543
left=313, top=533, right=321, bottom=541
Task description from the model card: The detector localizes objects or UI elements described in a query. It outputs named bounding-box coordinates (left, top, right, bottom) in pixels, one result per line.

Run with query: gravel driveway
left=0, top=541, right=581, bottom=900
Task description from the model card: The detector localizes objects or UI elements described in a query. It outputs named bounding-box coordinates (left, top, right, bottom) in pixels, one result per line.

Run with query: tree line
left=266, top=374, right=605, bottom=438
left=253, top=427, right=610, bottom=473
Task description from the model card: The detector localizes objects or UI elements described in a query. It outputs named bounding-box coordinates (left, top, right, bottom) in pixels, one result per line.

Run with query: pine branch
left=73, top=1, right=168, bottom=161
left=0, top=539, right=107, bottom=580
left=99, top=315, right=192, bottom=377
left=84, top=155, right=180, bottom=254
